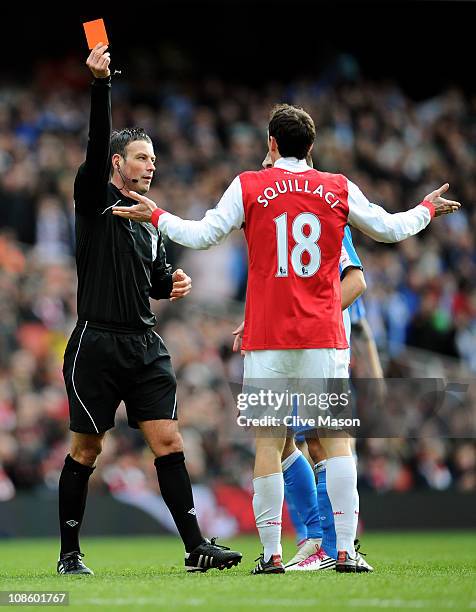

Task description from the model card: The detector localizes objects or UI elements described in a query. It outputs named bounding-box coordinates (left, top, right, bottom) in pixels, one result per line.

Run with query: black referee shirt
left=73, top=76, right=173, bottom=330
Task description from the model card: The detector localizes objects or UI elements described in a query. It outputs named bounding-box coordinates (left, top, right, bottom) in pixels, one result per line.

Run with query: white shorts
left=244, top=348, right=350, bottom=381
left=241, top=349, right=351, bottom=425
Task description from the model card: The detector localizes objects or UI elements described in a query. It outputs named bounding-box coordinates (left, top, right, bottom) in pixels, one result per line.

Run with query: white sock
left=252, top=472, right=284, bottom=562
left=325, top=456, right=358, bottom=557
left=354, top=452, right=359, bottom=522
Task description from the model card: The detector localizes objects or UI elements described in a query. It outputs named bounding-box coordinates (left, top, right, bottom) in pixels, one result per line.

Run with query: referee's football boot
left=354, top=539, right=374, bottom=572
left=57, top=551, right=94, bottom=575
left=251, top=553, right=285, bottom=575
left=185, top=538, right=242, bottom=572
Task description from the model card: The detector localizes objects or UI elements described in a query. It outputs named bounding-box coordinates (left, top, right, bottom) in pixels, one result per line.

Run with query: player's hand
left=232, top=321, right=245, bottom=355
left=113, top=191, right=158, bottom=223
left=170, top=269, right=192, bottom=302
left=424, top=183, right=461, bottom=217
left=86, top=43, right=111, bottom=79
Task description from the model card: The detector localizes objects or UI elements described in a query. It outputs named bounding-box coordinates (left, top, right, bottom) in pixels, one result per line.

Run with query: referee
left=57, top=44, right=242, bottom=575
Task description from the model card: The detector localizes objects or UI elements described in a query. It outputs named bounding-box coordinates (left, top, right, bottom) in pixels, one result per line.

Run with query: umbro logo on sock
left=188, top=508, right=196, bottom=516
left=66, top=520, right=79, bottom=527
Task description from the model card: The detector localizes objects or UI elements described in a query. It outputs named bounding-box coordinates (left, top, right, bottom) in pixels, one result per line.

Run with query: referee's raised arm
left=74, top=44, right=112, bottom=213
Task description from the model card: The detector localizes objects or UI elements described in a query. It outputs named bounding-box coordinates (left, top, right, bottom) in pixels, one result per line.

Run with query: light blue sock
left=282, top=450, right=322, bottom=541
left=315, top=460, right=337, bottom=559
left=284, top=482, right=308, bottom=544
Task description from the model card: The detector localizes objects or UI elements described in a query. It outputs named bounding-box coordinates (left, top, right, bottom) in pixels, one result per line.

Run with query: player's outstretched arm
left=113, top=177, right=244, bottom=250
left=347, top=180, right=461, bottom=243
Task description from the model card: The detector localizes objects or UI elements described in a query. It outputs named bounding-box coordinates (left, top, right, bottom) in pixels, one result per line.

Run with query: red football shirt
left=239, top=166, right=349, bottom=350
left=152, top=157, right=434, bottom=351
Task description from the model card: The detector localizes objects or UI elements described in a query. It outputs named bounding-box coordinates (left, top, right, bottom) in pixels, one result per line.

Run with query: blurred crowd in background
left=0, top=53, right=475, bottom=506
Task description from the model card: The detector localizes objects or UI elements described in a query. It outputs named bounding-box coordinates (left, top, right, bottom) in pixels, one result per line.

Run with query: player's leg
left=282, top=436, right=307, bottom=545
left=281, top=435, right=323, bottom=569
left=251, top=426, right=286, bottom=574
left=129, top=329, right=241, bottom=572
left=302, top=346, right=360, bottom=572
left=307, top=435, right=326, bottom=464
left=308, top=436, right=373, bottom=572
left=317, top=433, right=359, bottom=571
left=243, top=349, right=292, bottom=574
left=309, top=436, right=359, bottom=550
left=307, top=436, right=337, bottom=560
left=284, top=436, right=339, bottom=571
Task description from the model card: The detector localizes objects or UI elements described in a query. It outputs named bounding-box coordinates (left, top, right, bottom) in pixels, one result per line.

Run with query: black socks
left=59, top=451, right=203, bottom=555
left=154, top=452, right=204, bottom=553
left=59, top=454, right=95, bottom=556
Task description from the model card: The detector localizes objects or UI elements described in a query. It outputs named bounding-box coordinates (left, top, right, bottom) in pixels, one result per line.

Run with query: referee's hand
left=86, top=43, right=111, bottom=79
left=170, top=269, right=192, bottom=302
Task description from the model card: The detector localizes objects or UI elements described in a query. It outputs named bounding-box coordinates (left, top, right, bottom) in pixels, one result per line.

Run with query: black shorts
left=63, top=321, right=177, bottom=434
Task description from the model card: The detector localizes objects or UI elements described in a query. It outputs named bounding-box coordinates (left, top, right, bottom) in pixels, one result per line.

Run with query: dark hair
left=268, top=104, right=316, bottom=160
left=110, top=127, right=152, bottom=159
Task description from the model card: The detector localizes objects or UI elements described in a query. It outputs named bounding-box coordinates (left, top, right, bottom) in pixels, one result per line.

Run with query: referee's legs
left=139, top=419, right=205, bottom=553
left=59, top=432, right=105, bottom=555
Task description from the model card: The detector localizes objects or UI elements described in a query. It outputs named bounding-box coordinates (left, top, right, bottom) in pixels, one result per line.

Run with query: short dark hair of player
left=268, top=104, right=316, bottom=160
left=110, top=127, right=153, bottom=159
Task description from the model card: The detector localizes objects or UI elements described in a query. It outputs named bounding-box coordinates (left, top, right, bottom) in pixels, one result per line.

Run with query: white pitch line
left=78, top=598, right=206, bottom=607
left=75, top=598, right=470, bottom=609
left=348, top=599, right=462, bottom=609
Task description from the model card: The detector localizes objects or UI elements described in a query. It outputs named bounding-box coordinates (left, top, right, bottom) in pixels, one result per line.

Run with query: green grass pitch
left=1, top=532, right=475, bottom=611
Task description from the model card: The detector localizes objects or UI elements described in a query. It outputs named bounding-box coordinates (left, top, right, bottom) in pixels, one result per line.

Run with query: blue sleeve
left=341, top=226, right=365, bottom=323
left=341, top=226, right=362, bottom=271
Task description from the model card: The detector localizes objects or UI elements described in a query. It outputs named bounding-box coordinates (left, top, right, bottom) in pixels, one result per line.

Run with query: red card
left=83, top=19, right=109, bottom=50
